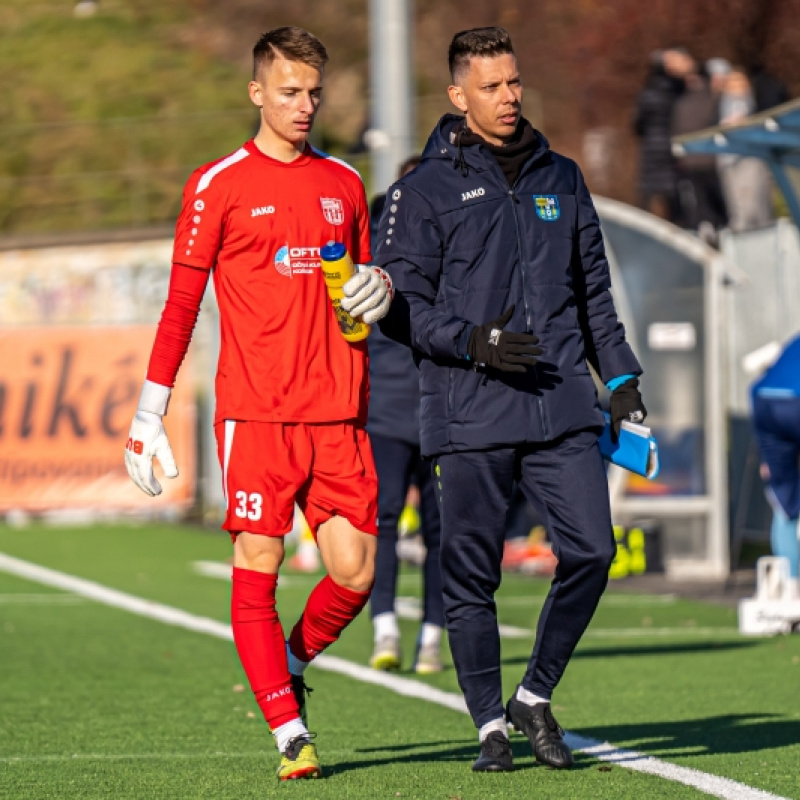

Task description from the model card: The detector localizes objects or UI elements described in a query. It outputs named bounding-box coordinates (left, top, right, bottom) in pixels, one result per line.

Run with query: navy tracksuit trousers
left=434, top=430, right=615, bottom=729
left=369, top=433, right=445, bottom=628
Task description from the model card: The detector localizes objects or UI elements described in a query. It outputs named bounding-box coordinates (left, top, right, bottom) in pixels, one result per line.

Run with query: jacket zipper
left=465, top=149, right=551, bottom=441
left=507, top=175, right=549, bottom=441
left=447, top=366, right=455, bottom=417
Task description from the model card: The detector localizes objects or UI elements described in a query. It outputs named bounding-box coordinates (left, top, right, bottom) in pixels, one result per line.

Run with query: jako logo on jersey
left=274, top=245, right=321, bottom=277
left=461, top=187, right=486, bottom=202
left=251, top=205, right=275, bottom=217
left=320, top=197, right=344, bottom=225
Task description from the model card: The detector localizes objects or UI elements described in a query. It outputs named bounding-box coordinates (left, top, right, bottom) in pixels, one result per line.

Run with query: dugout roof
left=672, top=97, right=800, bottom=229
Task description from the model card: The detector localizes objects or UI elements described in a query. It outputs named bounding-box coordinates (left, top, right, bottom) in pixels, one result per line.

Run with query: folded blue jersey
left=598, top=413, right=660, bottom=479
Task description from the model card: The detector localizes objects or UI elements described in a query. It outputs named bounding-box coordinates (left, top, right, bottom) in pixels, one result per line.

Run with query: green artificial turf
left=1, top=521, right=798, bottom=799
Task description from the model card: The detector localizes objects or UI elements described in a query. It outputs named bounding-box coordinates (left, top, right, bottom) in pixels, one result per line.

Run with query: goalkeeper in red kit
left=123, top=27, right=393, bottom=781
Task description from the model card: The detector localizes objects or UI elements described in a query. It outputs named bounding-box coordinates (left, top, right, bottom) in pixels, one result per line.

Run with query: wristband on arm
left=138, top=379, right=172, bottom=417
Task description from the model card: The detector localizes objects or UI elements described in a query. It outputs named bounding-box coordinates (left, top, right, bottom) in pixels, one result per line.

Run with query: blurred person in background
left=377, top=26, right=647, bottom=773
left=287, top=509, right=320, bottom=572
left=123, top=26, right=393, bottom=781
left=633, top=47, right=693, bottom=222
left=366, top=154, right=446, bottom=675
left=751, top=334, right=800, bottom=600
left=670, top=57, right=727, bottom=243
left=705, top=57, right=732, bottom=99
left=501, top=485, right=557, bottom=576
left=368, top=155, right=421, bottom=252
left=718, top=67, right=774, bottom=232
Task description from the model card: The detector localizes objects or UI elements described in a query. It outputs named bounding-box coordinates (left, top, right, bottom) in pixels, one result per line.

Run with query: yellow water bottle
left=320, top=241, right=371, bottom=342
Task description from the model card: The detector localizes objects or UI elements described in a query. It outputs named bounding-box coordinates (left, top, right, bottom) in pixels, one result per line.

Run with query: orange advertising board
left=0, top=326, right=195, bottom=511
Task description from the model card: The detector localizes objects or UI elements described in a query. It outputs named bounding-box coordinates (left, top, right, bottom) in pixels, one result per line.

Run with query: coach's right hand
left=467, top=305, right=542, bottom=372
left=124, top=380, right=178, bottom=497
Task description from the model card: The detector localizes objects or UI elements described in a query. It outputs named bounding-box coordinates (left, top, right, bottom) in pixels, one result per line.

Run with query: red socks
left=231, top=569, right=371, bottom=730
left=230, top=568, right=297, bottom=729
left=288, top=575, right=371, bottom=662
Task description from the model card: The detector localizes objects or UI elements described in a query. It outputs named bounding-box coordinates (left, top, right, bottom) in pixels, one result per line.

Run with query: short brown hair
left=253, top=26, right=328, bottom=79
left=398, top=154, right=421, bottom=178
left=448, top=27, right=514, bottom=81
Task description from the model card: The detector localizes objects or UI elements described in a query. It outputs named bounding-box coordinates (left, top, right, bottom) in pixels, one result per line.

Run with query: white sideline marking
left=500, top=593, right=679, bottom=606
left=0, top=552, right=787, bottom=800
left=396, top=596, right=737, bottom=639
left=192, top=561, right=305, bottom=586
left=191, top=560, right=232, bottom=580
left=566, top=734, right=786, bottom=800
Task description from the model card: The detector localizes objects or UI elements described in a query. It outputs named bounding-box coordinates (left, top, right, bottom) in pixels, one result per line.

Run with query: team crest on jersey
left=320, top=197, right=344, bottom=226
left=533, top=195, right=560, bottom=221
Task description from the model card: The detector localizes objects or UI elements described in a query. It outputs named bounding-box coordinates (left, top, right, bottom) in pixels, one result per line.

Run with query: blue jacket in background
left=376, top=114, right=641, bottom=457
left=751, top=335, right=800, bottom=399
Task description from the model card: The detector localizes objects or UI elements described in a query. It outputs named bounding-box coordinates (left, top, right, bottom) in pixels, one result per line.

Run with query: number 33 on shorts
left=234, top=491, right=263, bottom=521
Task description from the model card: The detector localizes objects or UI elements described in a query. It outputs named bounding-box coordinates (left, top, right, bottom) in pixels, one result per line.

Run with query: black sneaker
left=471, top=731, right=514, bottom=772
left=291, top=674, right=313, bottom=728
left=506, top=694, right=573, bottom=768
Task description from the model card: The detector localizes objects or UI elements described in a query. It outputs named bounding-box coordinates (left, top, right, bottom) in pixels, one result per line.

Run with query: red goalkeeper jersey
left=168, top=140, right=372, bottom=425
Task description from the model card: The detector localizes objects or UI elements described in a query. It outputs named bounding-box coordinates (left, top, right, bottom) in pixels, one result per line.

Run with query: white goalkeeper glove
left=124, top=380, right=178, bottom=497
left=340, top=265, right=394, bottom=324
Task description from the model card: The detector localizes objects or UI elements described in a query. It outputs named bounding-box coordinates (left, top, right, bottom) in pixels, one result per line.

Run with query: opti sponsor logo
left=274, top=245, right=321, bottom=277
left=461, top=187, right=485, bottom=202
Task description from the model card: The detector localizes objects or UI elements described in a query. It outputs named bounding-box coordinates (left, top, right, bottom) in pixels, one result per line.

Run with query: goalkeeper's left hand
left=341, top=265, right=394, bottom=324
left=124, top=380, right=178, bottom=497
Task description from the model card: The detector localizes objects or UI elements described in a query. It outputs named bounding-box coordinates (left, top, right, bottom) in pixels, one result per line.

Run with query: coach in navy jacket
left=376, top=27, right=647, bottom=773
left=377, top=120, right=641, bottom=453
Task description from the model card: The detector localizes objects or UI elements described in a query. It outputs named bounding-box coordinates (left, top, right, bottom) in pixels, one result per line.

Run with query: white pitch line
left=191, top=561, right=232, bottom=580
left=566, top=734, right=787, bottom=800
left=395, top=596, right=738, bottom=639
left=0, top=551, right=787, bottom=800
left=499, top=593, right=679, bottom=607
left=191, top=561, right=304, bottom=586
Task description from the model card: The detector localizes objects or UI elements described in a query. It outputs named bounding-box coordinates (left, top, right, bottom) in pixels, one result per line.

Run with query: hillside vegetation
left=2, top=0, right=797, bottom=236
left=0, top=1, right=256, bottom=234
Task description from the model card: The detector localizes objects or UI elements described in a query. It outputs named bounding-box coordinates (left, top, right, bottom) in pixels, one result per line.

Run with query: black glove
left=467, top=306, right=542, bottom=373
left=609, top=378, right=647, bottom=441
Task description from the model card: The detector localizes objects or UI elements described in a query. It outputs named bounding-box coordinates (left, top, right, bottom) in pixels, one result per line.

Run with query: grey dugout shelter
left=672, top=97, right=800, bottom=230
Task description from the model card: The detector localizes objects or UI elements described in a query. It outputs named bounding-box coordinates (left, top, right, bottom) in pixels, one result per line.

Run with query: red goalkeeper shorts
left=215, top=420, right=378, bottom=539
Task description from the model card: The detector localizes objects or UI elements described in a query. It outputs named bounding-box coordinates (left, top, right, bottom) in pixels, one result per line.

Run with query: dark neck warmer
left=458, top=118, right=539, bottom=187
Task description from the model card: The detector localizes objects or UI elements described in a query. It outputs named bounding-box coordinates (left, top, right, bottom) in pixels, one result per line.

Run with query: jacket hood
left=420, top=114, right=551, bottom=176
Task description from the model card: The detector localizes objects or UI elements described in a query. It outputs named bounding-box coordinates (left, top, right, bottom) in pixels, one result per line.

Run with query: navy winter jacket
left=376, top=114, right=641, bottom=457
left=366, top=193, right=423, bottom=447
left=366, top=297, right=422, bottom=448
